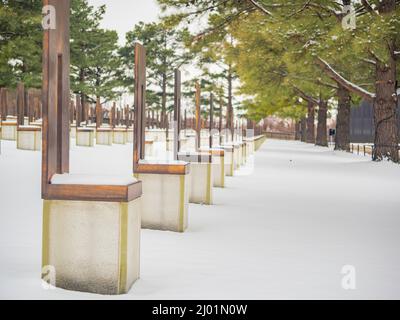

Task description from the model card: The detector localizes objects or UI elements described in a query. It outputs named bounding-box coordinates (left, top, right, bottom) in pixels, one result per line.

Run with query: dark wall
left=350, top=98, right=400, bottom=143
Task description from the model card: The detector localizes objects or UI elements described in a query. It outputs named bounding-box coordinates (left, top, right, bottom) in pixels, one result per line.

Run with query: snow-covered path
left=0, top=139, right=399, bottom=299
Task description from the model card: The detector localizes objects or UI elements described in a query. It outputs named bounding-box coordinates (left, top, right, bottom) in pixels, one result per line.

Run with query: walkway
left=0, top=139, right=399, bottom=299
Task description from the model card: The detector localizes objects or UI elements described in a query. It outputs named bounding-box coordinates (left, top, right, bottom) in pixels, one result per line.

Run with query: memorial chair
left=14, top=84, right=42, bottom=150
left=0, top=90, right=18, bottom=141
left=95, top=98, right=113, bottom=146
left=176, top=82, right=215, bottom=204
left=132, top=44, right=190, bottom=233
left=41, top=1, right=142, bottom=295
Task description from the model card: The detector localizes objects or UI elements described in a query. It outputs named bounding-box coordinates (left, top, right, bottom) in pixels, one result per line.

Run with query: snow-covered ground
left=0, top=139, right=399, bottom=300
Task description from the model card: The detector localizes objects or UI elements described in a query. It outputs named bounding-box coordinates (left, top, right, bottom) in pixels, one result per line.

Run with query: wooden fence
left=265, top=131, right=296, bottom=141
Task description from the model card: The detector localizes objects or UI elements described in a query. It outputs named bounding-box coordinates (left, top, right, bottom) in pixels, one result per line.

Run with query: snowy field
left=0, top=138, right=399, bottom=300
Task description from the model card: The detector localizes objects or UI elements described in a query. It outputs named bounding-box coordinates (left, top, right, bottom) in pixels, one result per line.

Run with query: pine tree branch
left=247, top=0, right=273, bottom=16
left=287, top=0, right=311, bottom=18
left=306, top=2, right=343, bottom=21
left=362, top=58, right=377, bottom=65
left=361, top=0, right=379, bottom=15
left=315, top=79, right=339, bottom=90
left=194, top=6, right=254, bottom=40
left=185, top=0, right=231, bottom=16
left=315, top=57, right=375, bottom=102
left=368, top=49, right=384, bottom=65
left=292, top=85, right=319, bottom=105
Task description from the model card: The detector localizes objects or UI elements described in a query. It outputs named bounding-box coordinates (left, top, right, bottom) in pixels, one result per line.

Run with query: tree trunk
left=95, top=96, right=102, bottom=128
left=111, top=103, right=116, bottom=129
left=371, top=0, right=399, bottom=162
left=16, top=82, right=25, bottom=126
left=335, top=85, right=351, bottom=151
left=75, top=95, right=81, bottom=126
left=372, top=53, right=399, bottom=162
left=219, top=97, right=223, bottom=133
left=316, top=100, right=328, bottom=146
left=0, top=88, right=7, bottom=121
left=300, top=117, right=307, bottom=142
left=227, top=64, right=234, bottom=141
left=161, top=72, right=167, bottom=128
left=78, top=68, right=86, bottom=125
left=69, top=99, right=74, bottom=124
left=306, top=101, right=315, bottom=143
left=295, top=121, right=301, bottom=140
left=161, top=71, right=169, bottom=140
left=295, top=121, right=300, bottom=140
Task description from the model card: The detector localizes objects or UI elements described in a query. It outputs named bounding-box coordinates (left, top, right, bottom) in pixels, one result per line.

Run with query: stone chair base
left=145, top=139, right=155, bottom=158
left=200, top=137, right=210, bottom=147
left=178, top=153, right=213, bottom=205
left=96, top=129, right=113, bottom=146
left=233, top=144, right=241, bottom=170
left=127, top=129, right=134, bottom=143
left=190, top=163, right=213, bottom=204
left=166, top=137, right=188, bottom=152
left=199, top=148, right=225, bottom=188
left=76, top=129, right=95, bottom=147
left=145, top=129, right=167, bottom=142
left=244, top=139, right=255, bottom=156
left=42, top=174, right=142, bottom=295
left=17, top=126, right=41, bottom=151
left=42, top=199, right=141, bottom=295
left=166, top=138, right=174, bottom=152
left=182, top=136, right=196, bottom=151
left=241, top=142, right=247, bottom=165
left=1, top=122, right=17, bottom=141
left=221, top=146, right=234, bottom=177
left=113, top=129, right=127, bottom=145
left=70, top=126, right=76, bottom=139
left=134, top=161, right=190, bottom=232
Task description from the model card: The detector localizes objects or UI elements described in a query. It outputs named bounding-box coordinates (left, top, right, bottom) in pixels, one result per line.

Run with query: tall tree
left=85, top=28, right=124, bottom=104
left=0, top=0, right=42, bottom=88
left=315, top=1, right=399, bottom=161
left=71, top=1, right=110, bottom=105
left=120, top=22, right=192, bottom=129
left=159, top=0, right=399, bottom=161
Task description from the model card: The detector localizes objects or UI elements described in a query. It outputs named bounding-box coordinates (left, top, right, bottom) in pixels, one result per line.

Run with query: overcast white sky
left=87, top=0, right=161, bottom=45
left=85, top=0, right=242, bottom=111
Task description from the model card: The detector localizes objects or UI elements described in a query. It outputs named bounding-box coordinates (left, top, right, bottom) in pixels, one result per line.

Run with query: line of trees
left=0, top=0, right=123, bottom=105
left=0, top=0, right=194, bottom=117
left=0, top=0, right=248, bottom=136
left=1, top=0, right=398, bottom=161
left=157, top=0, right=400, bottom=162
